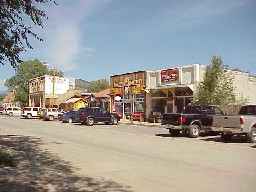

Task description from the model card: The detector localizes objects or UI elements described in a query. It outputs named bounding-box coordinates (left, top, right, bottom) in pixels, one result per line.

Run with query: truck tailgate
left=212, top=115, right=241, bottom=128
left=162, top=113, right=182, bottom=125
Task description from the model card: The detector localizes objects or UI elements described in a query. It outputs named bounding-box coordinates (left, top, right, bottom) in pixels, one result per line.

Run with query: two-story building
left=29, top=75, right=81, bottom=108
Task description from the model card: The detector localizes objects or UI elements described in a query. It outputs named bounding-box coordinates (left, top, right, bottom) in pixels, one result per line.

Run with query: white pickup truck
left=212, top=105, right=256, bottom=143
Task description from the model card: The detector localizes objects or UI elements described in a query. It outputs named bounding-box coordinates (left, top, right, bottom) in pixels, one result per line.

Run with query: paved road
left=0, top=115, right=255, bottom=192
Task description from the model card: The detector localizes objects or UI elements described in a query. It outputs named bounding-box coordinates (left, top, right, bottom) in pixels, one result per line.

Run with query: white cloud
left=35, top=0, right=112, bottom=71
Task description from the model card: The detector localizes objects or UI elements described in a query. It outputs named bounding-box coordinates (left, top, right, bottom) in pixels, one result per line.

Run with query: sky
left=1, top=0, right=256, bottom=91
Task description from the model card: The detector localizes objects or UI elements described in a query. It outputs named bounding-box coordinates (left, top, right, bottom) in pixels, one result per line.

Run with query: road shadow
left=155, top=132, right=188, bottom=138
left=200, top=135, right=248, bottom=143
left=0, top=135, right=134, bottom=192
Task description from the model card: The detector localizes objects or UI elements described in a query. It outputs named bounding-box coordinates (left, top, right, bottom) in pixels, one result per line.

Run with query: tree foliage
left=0, top=0, right=56, bottom=68
left=4, top=59, right=63, bottom=106
left=193, top=55, right=246, bottom=105
left=87, top=79, right=109, bottom=93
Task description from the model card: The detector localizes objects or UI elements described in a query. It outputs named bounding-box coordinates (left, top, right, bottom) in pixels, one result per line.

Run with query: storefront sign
left=113, top=79, right=143, bottom=88
left=161, top=68, right=179, bottom=82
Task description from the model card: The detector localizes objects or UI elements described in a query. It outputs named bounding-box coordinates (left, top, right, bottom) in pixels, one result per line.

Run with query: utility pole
left=51, top=65, right=56, bottom=107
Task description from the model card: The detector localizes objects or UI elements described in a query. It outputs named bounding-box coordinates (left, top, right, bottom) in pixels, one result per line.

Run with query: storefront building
left=145, top=64, right=205, bottom=119
left=110, top=71, right=146, bottom=119
left=29, top=75, right=80, bottom=108
left=109, top=64, right=205, bottom=120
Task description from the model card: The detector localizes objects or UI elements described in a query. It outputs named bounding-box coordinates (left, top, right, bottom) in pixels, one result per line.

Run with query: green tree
left=4, top=59, right=63, bottom=106
left=193, top=55, right=246, bottom=105
left=87, top=79, right=109, bottom=93
left=0, top=0, right=57, bottom=68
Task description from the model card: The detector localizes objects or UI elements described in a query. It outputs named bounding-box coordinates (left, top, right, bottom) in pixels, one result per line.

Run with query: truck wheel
left=169, top=130, right=180, bottom=137
left=26, top=114, right=32, bottom=119
left=111, top=117, right=118, bottom=125
left=221, top=134, right=232, bottom=142
left=9, top=112, right=13, bottom=117
left=87, top=117, right=94, bottom=126
left=247, top=127, right=256, bottom=143
left=49, top=115, right=54, bottom=121
left=188, top=124, right=200, bottom=138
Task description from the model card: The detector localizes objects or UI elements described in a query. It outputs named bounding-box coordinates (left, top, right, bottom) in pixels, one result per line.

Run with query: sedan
left=61, top=111, right=78, bottom=123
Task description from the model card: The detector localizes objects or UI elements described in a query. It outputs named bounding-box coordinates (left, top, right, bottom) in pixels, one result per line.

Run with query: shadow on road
left=200, top=135, right=248, bottom=143
left=0, top=135, right=134, bottom=192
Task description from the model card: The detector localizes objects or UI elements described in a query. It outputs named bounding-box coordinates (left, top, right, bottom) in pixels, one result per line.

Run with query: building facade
left=110, top=64, right=256, bottom=121
left=110, top=71, right=147, bottom=118
left=29, top=75, right=81, bottom=108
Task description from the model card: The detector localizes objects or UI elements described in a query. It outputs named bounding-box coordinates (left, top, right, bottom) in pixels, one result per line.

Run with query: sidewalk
left=119, top=118, right=162, bottom=128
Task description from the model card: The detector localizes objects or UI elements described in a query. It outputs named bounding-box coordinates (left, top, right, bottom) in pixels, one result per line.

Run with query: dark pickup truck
left=162, top=105, right=225, bottom=137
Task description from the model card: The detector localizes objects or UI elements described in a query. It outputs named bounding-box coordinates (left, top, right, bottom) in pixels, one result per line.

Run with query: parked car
left=75, top=107, right=120, bottom=126
left=0, top=107, right=4, bottom=115
left=61, top=111, right=78, bottom=123
left=21, top=107, right=41, bottom=119
left=5, top=107, right=22, bottom=116
left=162, top=105, right=226, bottom=137
left=212, top=104, right=256, bottom=143
left=38, top=108, right=63, bottom=121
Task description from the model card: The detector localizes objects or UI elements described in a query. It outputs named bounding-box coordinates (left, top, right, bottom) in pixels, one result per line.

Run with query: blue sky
left=1, top=0, right=255, bottom=91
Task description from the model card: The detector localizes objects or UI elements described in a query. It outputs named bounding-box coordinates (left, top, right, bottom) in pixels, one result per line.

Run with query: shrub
left=0, top=151, right=15, bottom=167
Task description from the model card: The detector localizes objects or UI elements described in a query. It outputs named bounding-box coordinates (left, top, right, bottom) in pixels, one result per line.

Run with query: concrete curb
left=119, top=120, right=162, bottom=128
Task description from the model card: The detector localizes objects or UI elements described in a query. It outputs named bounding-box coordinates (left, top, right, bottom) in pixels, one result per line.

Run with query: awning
left=64, top=98, right=85, bottom=103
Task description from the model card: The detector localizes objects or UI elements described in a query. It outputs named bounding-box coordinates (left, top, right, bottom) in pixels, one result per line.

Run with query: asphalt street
left=0, top=115, right=255, bottom=192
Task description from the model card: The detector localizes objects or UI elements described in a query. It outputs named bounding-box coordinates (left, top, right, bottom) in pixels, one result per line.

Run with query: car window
left=184, top=106, right=201, bottom=114
left=33, top=108, right=38, bottom=111
left=205, top=107, right=214, bottom=115
left=239, top=105, right=256, bottom=115
left=213, top=107, right=224, bottom=115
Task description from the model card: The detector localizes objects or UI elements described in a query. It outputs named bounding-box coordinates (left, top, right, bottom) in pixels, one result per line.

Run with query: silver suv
left=39, top=108, right=63, bottom=121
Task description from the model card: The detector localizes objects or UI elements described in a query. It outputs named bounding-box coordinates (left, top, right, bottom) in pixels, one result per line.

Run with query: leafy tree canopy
left=4, top=59, right=63, bottom=106
left=87, top=79, right=109, bottom=93
left=193, top=55, right=247, bottom=105
left=0, top=0, right=57, bottom=68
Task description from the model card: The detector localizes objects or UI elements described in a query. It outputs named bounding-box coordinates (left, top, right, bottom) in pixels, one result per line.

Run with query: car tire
left=221, top=134, right=232, bottom=142
left=49, top=115, right=54, bottom=121
left=111, top=117, right=118, bottom=125
left=86, top=117, right=94, bottom=126
left=9, top=112, right=13, bottom=117
left=247, top=127, right=256, bottom=143
left=68, top=118, right=73, bottom=123
left=188, top=124, right=200, bottom=138
left=169, top=130, right=180, bottom=137
left=26, top=114, right=32, bottom=119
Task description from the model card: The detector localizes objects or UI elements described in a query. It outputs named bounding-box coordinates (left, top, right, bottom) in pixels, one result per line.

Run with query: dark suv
left=76, top=107, right=120, bottom=126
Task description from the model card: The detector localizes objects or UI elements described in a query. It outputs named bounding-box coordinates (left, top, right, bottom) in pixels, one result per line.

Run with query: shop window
left=135, top=102, right=144, bottom=112
left=151, top=99, right=167, bottom=114
left=151, top=90, right=167, bottom=97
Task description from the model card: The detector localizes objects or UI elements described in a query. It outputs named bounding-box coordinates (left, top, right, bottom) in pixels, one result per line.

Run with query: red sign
left=161, top=68, right=179, bottom=82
